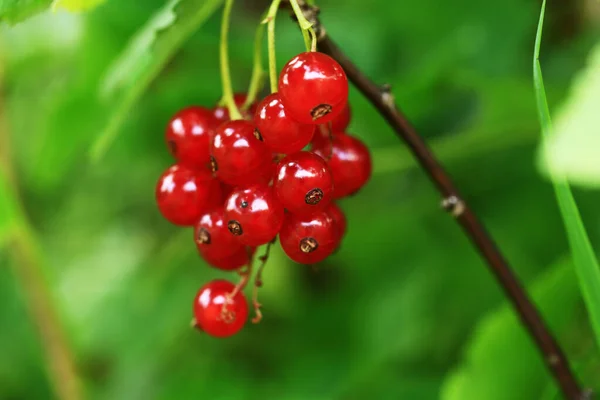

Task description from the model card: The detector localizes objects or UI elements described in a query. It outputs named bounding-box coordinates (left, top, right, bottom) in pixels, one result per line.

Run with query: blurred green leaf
left=51, top=0, right=105, bottom=12
left=441, top=259, right=581, bottom=400
left=0, top=170, right=18, bottom=246
left=91, top=0, right=224, bottom=161
left=534, top=0, right=600, bottom=349
left=538, top=41, right=600, bottom=188
left=0, top=0, right=52, bottom=24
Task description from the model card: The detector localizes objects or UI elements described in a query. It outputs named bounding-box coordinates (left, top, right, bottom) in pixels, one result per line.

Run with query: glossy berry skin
left=279, top=211, right=338, bottom=264
left=225, top=184, right=284, bottom=247
left=313, top=133, right=372, bottom=198
left=254, top=93, right=315, bottom=154
left=210, top=120, right=272, bottom=186
left=273, top=151, right=333, bottom=215
left=213, top=94, right=256, bottom=124
left=193, top=280, right=248, bottom=338
left=194, top=208, right=246, bottom=268
left=166, top=106, right=216, bottom=171
left=325, top=202, right=347, bottom=242
left=155, top=164, right=222, bottom=226
left=278, top=52, right=348, bottom=125
left=330, top=102, right=351, bottom=132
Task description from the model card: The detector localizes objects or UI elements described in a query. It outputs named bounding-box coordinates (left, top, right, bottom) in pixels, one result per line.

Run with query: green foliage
left=442, top=259, right=588, bottom=400
left=538, top=41, right=600, bottom=188
left=0, top=0, right=52, bottom=24
left=533, top=0, right=600, bottom=350
left=0, top=170, right=17, bottom=246
left=91, top=0, right=224, bottom=161
left=52, top=0, right=106, bottom=11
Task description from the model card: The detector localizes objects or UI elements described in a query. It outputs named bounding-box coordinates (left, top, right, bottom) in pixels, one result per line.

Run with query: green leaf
left=537, top=41, right=600, bottom=187
left=533, top=0, right=600, bottom=348
left=0, top=0, right=52, bottom=24
left=441, top=259, right=581, bottom=400
left=90, top=0, right=224, bottom=162
left=0, top=170, right=19, bottom=246
left=51, top=0, right=106, bottom=12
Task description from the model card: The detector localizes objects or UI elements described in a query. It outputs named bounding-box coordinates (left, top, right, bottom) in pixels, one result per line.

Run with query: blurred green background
left=1, top=0, right=600, bottom=399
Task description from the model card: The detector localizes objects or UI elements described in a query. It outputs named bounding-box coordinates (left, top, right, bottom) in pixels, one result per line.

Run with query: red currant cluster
left=155, top=52, right=372, bottom=337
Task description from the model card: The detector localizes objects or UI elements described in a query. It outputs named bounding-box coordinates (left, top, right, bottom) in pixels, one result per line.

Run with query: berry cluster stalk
left=219, top=0, right=243, bottom=120
left=287, top=1, right=587, bottom=398
left=243, top=22, right=266, bottom=109
left=266, top=0, right=283, bottom=93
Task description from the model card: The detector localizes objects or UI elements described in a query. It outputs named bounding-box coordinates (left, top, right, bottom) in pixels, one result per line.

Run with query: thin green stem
left=243, top=22, right=266, bottom=109
left=266, top=0, right=283, bottom=92
left=219, top=0, right=242, bottom=120
left=288, top=0, right=314, bottom=51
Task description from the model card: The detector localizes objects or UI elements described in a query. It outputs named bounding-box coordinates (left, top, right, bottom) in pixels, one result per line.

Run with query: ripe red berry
left=210, top=120, right=273, bottom=186
left=330, top=102, right=351, bottom=132
left=273, top=151, right=333, bottom=215
left=166, top=106, right=215, bottom=171
left=213, top=93, right=256, bottom=124
left=325, top=202, right=347, bottom=242
left=278, top=52, right=348, bottom=125
left=279, top=211, right=338, bottom=264
left=155, top=164, right=222, bottom=226
left=313, top=133, right=372, bottom=198
left=200, top=246, right=252, bottom=271
left=225, top=184, right=284, bottom=247
left=193, top=280, right=248, bottom=338
left=254, top=93, right=315, bottom=154
left=195, top=208, right=247, bottom=268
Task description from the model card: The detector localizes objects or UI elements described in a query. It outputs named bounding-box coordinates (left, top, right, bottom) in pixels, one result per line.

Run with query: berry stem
left=288, top=1, right=586, bottom=398
left=287, top=0, right=316, bottom=52
left=251, top=240, right=274, bottom=323
left=243, top=21, right=266, bottom=109
left=219, top=0, right=243, bottom=120
left=265, top=0, right=283, bottom=93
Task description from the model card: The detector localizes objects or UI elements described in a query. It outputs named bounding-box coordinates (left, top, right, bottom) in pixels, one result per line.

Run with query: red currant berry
left=330, top=102, right=351, bottom=132
left=165, top=106, right=215, bottom=171
left=254, top=93, right=315, bottom=154
left=195, top=208, right=246, bottom=266
left=225, top=184, right=284, bottom=247
left=155, top=164, right=222, bottom=226
left=213, top=94, right=256, bottom=124
left=313, top=133, right=372, bottom=198
left=193, top=280, right=248, bottom=338
left=273, top=151, right=333, bottom=215
left=210, top=120, right=273, bottom=186
left=325, top=202, right=347, bottom=242
left=278, top=52, right=348, bottom=125
left=199, top=246, right=252, bottom=271
left=279, top=211, right=338, bottom=264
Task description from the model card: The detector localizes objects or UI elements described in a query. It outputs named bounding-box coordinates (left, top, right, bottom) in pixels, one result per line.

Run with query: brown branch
left=290, top=2, right=588, bottom=399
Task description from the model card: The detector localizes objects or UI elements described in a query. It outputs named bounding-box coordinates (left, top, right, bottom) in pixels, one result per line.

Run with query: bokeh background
left=1, top=0, right=600, bottom=399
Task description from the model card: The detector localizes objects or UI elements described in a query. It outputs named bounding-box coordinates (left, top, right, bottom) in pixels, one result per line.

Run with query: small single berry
left=254, top=93, right=315, bottom=154
left=278, top=52, right=348, bottom=125
left=273, top=151, right=333, bottom=215
left=279, top=211, right=338, bottom=264
left=194, top=208, right=247, bottom=268
left=213, top=93, right=256, bottom=124
left=325, top=202, right=347, bottom=242
left=166, top=106, right=216, bottom=171
left=155, top=164, right=222, bottom=226
left=199, top=246, right=252, bottom=271
left=225, top=184, right=284, bottom=247
left=210, top=120, right=273, bottom=186
left=193, top=280, right=248, bottom=338
left=330, top=102, right=351, bottom=132
left=313, top=132, right=372, bottom=198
